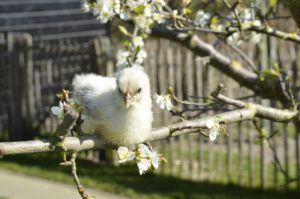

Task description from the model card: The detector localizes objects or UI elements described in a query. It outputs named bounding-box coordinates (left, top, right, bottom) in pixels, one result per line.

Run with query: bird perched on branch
left=72, top=67, right=153, bottom=146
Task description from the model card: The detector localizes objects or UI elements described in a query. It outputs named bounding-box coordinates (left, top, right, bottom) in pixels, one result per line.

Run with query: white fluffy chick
left=72, top=67, right=153, bottom=146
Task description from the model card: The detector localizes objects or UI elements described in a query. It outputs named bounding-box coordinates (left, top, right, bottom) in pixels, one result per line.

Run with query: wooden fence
left=0, top=32, right=299, bottom=191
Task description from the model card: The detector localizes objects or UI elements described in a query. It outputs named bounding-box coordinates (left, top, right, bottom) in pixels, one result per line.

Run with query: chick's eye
left=137, top=88, right=142, bottom=93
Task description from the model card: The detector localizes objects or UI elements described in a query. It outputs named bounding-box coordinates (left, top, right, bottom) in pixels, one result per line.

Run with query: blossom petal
left=118, top=146, right=131, bottom=163
left=137, top=159, right=151, bottom=175
left=150, top=151, right=160, bottom=169
left=209, top=129, right=218, bottom=141
left=205, top=119, right=214, bottom=129
left=138, top=144, right=151, bottom=158
left=51, top=106, right=63, bottom=116
left=165, top=99, right=173, bottom=111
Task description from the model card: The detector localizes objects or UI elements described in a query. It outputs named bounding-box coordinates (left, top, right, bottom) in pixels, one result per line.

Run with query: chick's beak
left=124, top=92, right=132, bottom=108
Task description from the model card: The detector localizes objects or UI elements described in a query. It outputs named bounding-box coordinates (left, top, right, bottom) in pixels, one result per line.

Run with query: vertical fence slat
left=268, top=36, right=279, bottom=190
left=226, top=80, right=233, bottom=183
left=295, top=45, right=300, bottom=191
left=167, top=42, right=175, bottom=175
left=238, top=122, right=243, bottom=185
left=259, top=33, right=269, bottom=189
left=21, top=34, right=36, bottom=137
left=283, top=124, right=289, bottom=190
left=175, top=45, right=184, bottom=177
left=195, top=57, right=203, bottom=180
left=247, top=120, right=254, bottom=188
left=185, top=50, right=194, bottom=178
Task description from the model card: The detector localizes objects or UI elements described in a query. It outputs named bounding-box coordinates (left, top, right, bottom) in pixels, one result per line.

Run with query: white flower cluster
left=154, top=93, right=173, bottom=111
left=82, top=0, right=166, bottom=32
left=240, top=8, right=262, bottom=28
left=226, top=31, right=262, bottom=46
left=51, top=101, right=65, bottom=119
left=205, top=119, right=222, bottom=141
left=117, top=144, right=164, bottom=175
left=193, top=10, right=211, bottom=28
left=51, top=99, right=81, bottom=121
left=226, top=8, right=262, bottom=45
left=116, top=35, right=148, bottom=68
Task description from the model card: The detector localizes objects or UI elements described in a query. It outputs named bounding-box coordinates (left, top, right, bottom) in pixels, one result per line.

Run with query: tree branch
left=211, top=84, right=298, bottom=122
left=0, top=108, right=255, bottom=156
left=151, top=27, right=291, bottom=104
left=0, top=136, right=105, bottom=156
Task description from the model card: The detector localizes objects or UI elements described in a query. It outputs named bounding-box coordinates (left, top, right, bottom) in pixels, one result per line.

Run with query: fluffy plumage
left=72, top=67, right=153, bottom=146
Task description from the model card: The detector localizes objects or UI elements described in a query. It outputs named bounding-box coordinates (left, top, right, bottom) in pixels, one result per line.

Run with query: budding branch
left=0, top=86, right=298, bottom=156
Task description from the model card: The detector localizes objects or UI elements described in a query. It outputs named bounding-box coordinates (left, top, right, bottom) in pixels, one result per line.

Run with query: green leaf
left=259, top=66, right=281, bottom=82
left=133, top=5, right=145, bottom=14
left=210, top=16, right=219, bottom=25
left=86, top=195, right=96, bottom=199
left=182, top=0, right=191, bottom=6
left=231, top=60, right=242, bottom=68
left=183, top=7, right=192, bottom=15
left=268, top=0, right=278, bottom=7
left=118, top=25, right=131, bottom=37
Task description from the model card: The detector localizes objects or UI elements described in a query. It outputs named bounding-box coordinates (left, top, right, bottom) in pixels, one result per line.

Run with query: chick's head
left=116, top=67, right=150, bottom=108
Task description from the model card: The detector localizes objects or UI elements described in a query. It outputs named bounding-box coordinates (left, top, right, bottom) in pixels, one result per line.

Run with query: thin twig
left=223, top=39, right=258, bottom=73
left=60, top=152, right=95, bottom=199
left=224, top=0, right=242, bottom=32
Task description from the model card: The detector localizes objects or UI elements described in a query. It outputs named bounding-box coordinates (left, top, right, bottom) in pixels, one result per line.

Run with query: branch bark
left=211, top=84, right=298, bottom=122
left=0, top=108, right=255, bottom=156
left=151, top=27, right=291, bottom=104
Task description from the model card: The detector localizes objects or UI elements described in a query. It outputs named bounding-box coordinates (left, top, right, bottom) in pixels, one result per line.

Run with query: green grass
left=157, top=137, right=298, bottom=190
left=0, top=152, right=298, bottom=199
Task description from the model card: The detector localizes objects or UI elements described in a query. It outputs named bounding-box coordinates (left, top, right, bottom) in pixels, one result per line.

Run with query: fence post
left=90, top=37, right=111, bottom=75
left=7, top=33, right=22, bottom=140
left=20, top=33, right=36, bottom=139
left=7, top=33, right=35, bottom=140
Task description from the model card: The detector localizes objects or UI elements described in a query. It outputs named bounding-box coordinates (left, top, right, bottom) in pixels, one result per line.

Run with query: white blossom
left=149, top=150, right=160, bottom=169
left=144, top=5, right=152, bottom=17
left=138, top=144, right=152, bottom=158
left=82, top=1, right=90, bottom=12
left=117, top=144, right=164, bottom=175
left=154, top=94, right=173, bottom=111
left=127, top=0, right=147, bottom=8
left=116, top=50, right=130, bottom=67
left=252, top=20, right=262, bottom=27
left=96, top=4, right=115, bottom=23
left=133, top=36, right=144, bottom=47
left=226, top=32, right=243, bottom=46
left=135, top=48, right=147, bottom=64
left=113, top=0, right=121, bottom=14
left=205, top=119, right=219, bottom=141
left=119, top=7, right=132, bottom=20
left=134, top=15, right=153, bottom=32
left=194, top=10, right=211, bottom=27
left=117, top=146, right=136, bottom=163
left=209, top=128, right=218, bottom=141
left=205, top=119, right=215, bottom=129
left=241, top=8, right=252, bottom=22
left=152, top=0, right=166, bottom=6
left=137, top=159, right=151, bottom=175
left=51, top=101, right=64, bottom=119
left=249, top=32, right=262, bottom=44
